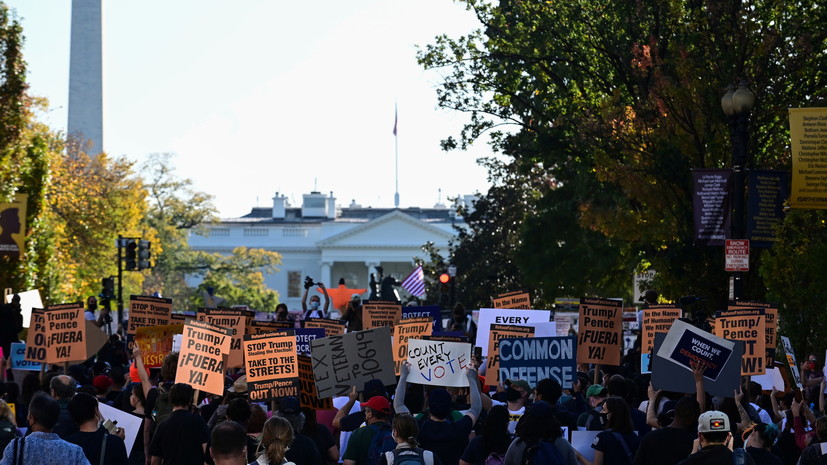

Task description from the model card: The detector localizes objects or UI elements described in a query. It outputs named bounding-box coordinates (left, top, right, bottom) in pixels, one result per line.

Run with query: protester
left=275, top=397, right=323, bottom=465
left=50, top=374, right=79, bottom=438
left=66, top=393, right=129, bottom=465
left=0, top=400, right=18, bottom=457
left=504, top=401, right=576, bottom=465
left=743, top=422, right=782, bottom=465
left=0, top=392, right=90, bottom=465
left=254, top=416, right=295, bottom=465
left=460, top=404, right=511, bottom=465
left=342, top=395, right=394, bottom=465
left=534, top=378, right=578, bottom=429
left=148, top=383, right=210, bottom=465
left=341, top=295, right=363, bottom=332
left=578, top=396, right=640, bottom=465
left=578, top=384, right=609, bottom=431
left=677, top=410, right=756, bottom=465
left=448, top=303, right=477, bottom=342
left=394, top=363, right=481, bottom=465
left=634, top=397, right=700, bottom=465
left=379, top=413, right=441, bottom=465
left=796, top=415, right=827, bottom=465
left=302, top=281, right=331, bottom=319
left=209, top=421, right=249, bottom=465
left=300, top=407, right=339, bottom=465
left=490, top=379, right=532, bottom=435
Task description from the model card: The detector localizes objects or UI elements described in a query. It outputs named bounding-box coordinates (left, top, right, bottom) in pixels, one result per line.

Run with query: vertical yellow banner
left=0, top=194, right=27, bottom=258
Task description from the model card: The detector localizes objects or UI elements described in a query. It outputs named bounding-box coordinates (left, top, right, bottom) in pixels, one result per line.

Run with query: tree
left=419, top=0, right=826, bottom=318
left=188, top=247, right=282, bottom=311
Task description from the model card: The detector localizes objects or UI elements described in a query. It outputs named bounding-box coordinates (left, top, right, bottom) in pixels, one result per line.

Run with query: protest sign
left=136, top=324, right=184, bottom=368
left=714, top=308, right=766, bottom=375
left=248, top=319, right=294, bottom=335
left=656, top=319, right=735, bottom=381
left=24, top=308, right=46, bottom=363
left=652, top=331, right=744, bottom=398
left=401, top=305, right=442, bottom=332
left=484, top=324, right=534, bottom=386
left=198, top=308, right=245, bottom=368
left=571, top=430, right=600, bottom=463
left=85, top=320, right=108, bottom=360
left=423, top=332, right=468, bottom=343
left=310, top=327, right=396, bottom=398
left=10, top=342, right=41, bottom=371
left=302, top=318, right=346, bottom=336
left=298, top=355, right=334, bottom=410
left=728, top=301, right=777, bottom=367
left=44, top=302, right=86, bottom=364
left=493, top=291, right=532, bottom=310
left=475, top=308, right=552, bottom=356
left=8, top=289, right=42, bottom=328
left=170, top=312, right=192, bottom=324
left=753, top=367, right=785, bottom=391
left=498, top=336, right=576, bottom=389
left=640, top=304, right=682, bottom=373
left=393, top=317, right=433, bottom=375
left=779, top=336, right=803, bottom=390
left=362, top=301, right=402, bottom=329
left=99, top=402, right=142, bottom=456
left=127, top=295, right=172, bottom=335
left=243, top=331, right=300, bottom=402
left=406, top=339, right=472, bottom=387
left=176, top=319, right=232, bottom=395
left=0, top=193, right=26, bottom=258
left=292, top=328, right=325, bottom=356
left=576, top=298, right=623, bottom=366
left=554, top=313, right=574, bottom=336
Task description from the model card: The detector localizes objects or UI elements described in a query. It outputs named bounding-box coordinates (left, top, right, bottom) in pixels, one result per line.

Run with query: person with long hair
left=505, top=402, right=577, bottom=465
left=254, top=416, right=295, bottom=465
left=577, top=397, right=640, bottom=465
left=379, top=414, right=441, bottom=465
left=743, top=422, right=782, bottom=465
left=461, top=405, right=510, bottom=465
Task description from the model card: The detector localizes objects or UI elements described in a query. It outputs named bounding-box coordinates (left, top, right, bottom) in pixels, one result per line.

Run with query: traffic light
left=137, top=240, right=152, bottom=270
left=101, top=277, right=115, bottom=300
left=124, top=239, right=137, bottom=271
left=438, top=272, right=451, bottom=306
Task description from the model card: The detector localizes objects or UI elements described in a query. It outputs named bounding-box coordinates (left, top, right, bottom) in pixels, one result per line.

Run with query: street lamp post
left=721, top=80, right=755, bottom=300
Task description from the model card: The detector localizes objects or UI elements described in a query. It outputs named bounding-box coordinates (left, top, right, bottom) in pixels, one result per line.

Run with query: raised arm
left=394, top=362, right=411, bottom=414
left=770, top=388, right=783, bottom=423
left=646, top=383, right=662, bottom=429
left=301, top=286, right=310, bottom=312
left=333, top=386, right=359, bottom=430
left=466, top=368, right=481, bottom=424
left=132, top=346, right=153, bottom=398
left=692, top=361, right=707, bottom=412
left=320, top=283, right=330, bottom=314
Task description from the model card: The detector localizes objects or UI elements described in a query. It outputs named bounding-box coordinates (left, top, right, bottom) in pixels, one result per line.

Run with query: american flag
left=401, top=265, right=426, bottom=297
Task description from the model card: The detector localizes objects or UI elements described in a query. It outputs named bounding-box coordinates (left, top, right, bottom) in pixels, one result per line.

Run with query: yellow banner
left=790, top=107, right=827, bottom=208
left=0, top=194, right=27, bottom=258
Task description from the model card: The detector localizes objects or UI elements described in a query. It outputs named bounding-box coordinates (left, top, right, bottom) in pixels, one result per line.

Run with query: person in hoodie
left=677, top=411, right=755, bottom=465
left=796, top=416, right=827, bottom=465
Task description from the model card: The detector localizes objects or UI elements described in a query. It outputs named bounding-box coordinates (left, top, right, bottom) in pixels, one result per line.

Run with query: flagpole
left=394, top=103, right=400, bottom=208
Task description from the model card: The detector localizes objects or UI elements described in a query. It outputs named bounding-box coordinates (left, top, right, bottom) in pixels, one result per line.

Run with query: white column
left=320, top=261, right=332, bottom=288
left=68, top=0, right=104, bottom=156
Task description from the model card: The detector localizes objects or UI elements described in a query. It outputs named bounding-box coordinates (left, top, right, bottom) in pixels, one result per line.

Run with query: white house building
left=188, top=191, right=475, bottom=310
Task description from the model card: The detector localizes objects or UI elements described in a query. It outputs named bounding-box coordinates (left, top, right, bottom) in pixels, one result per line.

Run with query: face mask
left=88, top=302, right=97, bottom=312
left=310, top=301, right=320, bottom=310
left=506, top=386, right=522, bottom=402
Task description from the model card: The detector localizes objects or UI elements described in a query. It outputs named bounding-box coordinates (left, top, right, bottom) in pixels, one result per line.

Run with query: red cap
left=93, top=375, right=113, bottom=394
left=362, top=396, right=391, bottom=414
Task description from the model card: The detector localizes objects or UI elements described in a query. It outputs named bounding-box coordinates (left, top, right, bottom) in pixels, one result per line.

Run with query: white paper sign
left=98, top=402, right=143, bottom=455
left=571, top=430, right=600, bottom=463
left=406, top=339, right=472, bottom=387
left=753, top=367, right=785, bottom=391
left=7, top=289, right=43, bottom=328
left=475, top=308, right=552, bottom=356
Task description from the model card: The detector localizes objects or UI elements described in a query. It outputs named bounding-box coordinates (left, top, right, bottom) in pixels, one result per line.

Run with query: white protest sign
left=571, top=430, right=600, bottom=463
left=99, top=402, right=143, bottom=455
left=7, top=289, right=43, bottom=328
left=753, top=367, right=784, bottom=391
left=406, top=338, right=472, bottom=387
left=475, top=308, right=552, bottom=356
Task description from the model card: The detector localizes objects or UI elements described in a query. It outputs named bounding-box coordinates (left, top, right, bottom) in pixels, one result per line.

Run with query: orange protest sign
left=485, top=324, right=534, bottom=386
left=136, top=324, right=184, bottom=368
left=176, top=319, right=232, bottom=395
left=715, top=308, right=766, bottom=375
left=362, top=301, right=402, bottom=329
left=24, top=308, right=46, bottom=363
left=576, top=297, right=623, bottom=366
left=44, top=302, right=86, bottom=364
left=302, top=318, right=346, bottom=336
left=243, top=331, right=300, bottom=402
left=493, top=291, right=532, bottom=310
left=127, top=295, right=172, bottom=335
left=247, top=319, right=294, bottom=335
left=298, top=354, right=334, bottom=410
left=393, top=317, right=433, bottom=375
left=728, top=301, right=778, bottom=367
left=198, top=308, right=245, bottom=368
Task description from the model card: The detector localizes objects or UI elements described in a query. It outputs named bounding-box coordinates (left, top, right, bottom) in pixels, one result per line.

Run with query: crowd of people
left=0, top=298, right=823, bottom=465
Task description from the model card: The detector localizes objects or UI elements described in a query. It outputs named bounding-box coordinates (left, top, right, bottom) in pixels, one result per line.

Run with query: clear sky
left=4, top=0, right=495, bottom=217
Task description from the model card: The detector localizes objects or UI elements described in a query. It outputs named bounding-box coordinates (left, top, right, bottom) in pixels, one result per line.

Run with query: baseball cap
left=509, top=379, right=531, bottom=392
left=278, top=397, right=301, bottom=415
left=363, top=395, right=391, bottom=414
left=351, top=293, right=361, bottom=301
left=228, top=375, right=248, bottom=394
left=586, top=384, right=608, bottom=398
left=92, top=375, right=113, bottom=394
left=698, top=410, right=730, bottom=433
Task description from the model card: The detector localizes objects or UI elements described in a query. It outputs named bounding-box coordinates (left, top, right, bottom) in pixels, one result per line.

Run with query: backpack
left=366, top=422, right=396, bottom=465
left=151, top=386, right=173, bottom=432
left=484, top=451, right=506, bottom=465
left=610, top=432, right=634, bottom=465
left=522, top=440, right=565, bottom=465
left=384, top=447, right=428, bottom=465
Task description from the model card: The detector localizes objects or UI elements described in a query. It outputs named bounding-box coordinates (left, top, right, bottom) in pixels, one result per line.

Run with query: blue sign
left=293, top=328, right=325, bottom=356
left=498, top=336, right=577, bottom=389
left=402, top=305, right=443, bottom=332
left=10, top=342, right=42, bottom=371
